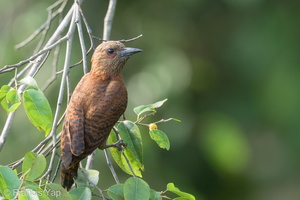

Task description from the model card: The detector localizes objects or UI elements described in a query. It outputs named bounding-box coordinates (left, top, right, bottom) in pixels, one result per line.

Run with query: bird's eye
left=106, top=48, right=115, bottom=55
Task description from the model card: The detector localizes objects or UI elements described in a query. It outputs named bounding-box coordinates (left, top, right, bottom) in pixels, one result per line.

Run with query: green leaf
left=18, top=181, right=50, bottom=200
left=107, top=132, right=130, bottom=175
left=1, top=99, right=21, bottom=113
left=6, top=89, right=20, bottom=104
left=18, top=188, right=50, bottom=200
left=134, top=99, right=167, bottom=119
left=0, top=166, right=20, bottom=199
left=45, top=183, right=71, bottom=200
left=166, top=183, right=195, bottom=200
left=19, top=76, right=39, bottom=90
left=75, top=169, right=99, bottom=189
left=123, top=121, right=143, bottom=163
left=107, top=184, right=124, bottom=200
left=1, top=88, right=21, bottom=113
left=123, top=177, right=150, bottom=200
left=149, top=129, right=170, bottom=150
left=1, top=98, right=9, bottom=112
left=0, top=85, right=11, bottom=102
left=8, top=102, right=21, bottom=112
left=23, top=89, right=53, bottom=136
left=108, top=120, right=143, bottom=177
left=150, top=189, right=162, bottom=200
left=69, top=187, right=92, bottom=200
left=22, top=152, right=46, bottom=181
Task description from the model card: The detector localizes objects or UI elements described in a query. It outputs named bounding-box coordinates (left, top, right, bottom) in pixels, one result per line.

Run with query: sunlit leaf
left=123, top=177, right=150, bottom=200
left=0, top=166, right=20, bottom=199
left=108, top=121, right=143, bottom=177
left=134, top=99, right=167, bottom=119
left=0, top=85, right=11, bottom=102
left=108, top=132, right=131, bottom=175
left=23, top=89, right=53, bottom=136
left=8, top=102, right=21, bottom=113
left=22, top=152, right=46, bottom=181
left=6, top=89, right=19, bottom=104
left=1, top=98, right=9, bottom=112
left=123, top=120, right=143, bottom=164
left=107, top=184, right=124, bottom=200
left=1, top=88, right=21, bottom=113
left=19, top=76, right=39, bottom=90
left=166, top=183, right=195, bottom=200
left=149, top=129, right=170, bottom=150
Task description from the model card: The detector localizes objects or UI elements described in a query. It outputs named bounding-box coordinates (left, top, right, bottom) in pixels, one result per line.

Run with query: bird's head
left=91, top=41, right=142, bottom=78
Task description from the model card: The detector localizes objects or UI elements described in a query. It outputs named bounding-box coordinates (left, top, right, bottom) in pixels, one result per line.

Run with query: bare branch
left=103, top=0, right=117, bottom=41
left=75, top=3, right=88, bottom=74
left=119, top=34, right=143, bottom=43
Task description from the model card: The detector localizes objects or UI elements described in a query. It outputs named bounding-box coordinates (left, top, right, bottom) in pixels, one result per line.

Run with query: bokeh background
left=1, top=0, right=300, bottom=199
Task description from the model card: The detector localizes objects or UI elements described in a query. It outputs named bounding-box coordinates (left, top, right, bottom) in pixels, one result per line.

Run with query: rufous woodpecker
left=60, top=41, right=142, bottom=190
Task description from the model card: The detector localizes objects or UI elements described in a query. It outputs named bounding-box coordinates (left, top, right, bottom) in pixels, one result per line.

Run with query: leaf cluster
left=0, top=77, right=53, bottom=136
left=0, top=78, right=196, bottom=200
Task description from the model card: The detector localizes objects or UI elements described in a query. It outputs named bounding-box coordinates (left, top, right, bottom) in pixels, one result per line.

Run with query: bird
left=60, top=41, right=142, bottom=190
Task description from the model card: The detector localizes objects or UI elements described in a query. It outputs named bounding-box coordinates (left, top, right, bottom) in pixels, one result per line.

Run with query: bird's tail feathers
left=61, top=163, right=79, bottom=191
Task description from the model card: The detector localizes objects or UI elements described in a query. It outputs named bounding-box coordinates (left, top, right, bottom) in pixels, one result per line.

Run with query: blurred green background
left=1, top=0, right=300, bottom=199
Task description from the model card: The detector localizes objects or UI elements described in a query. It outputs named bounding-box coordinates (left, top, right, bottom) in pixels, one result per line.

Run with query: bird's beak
left=120, top=47, right=143, bottom=57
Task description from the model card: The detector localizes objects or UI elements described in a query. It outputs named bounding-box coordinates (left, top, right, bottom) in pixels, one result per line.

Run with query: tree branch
left=103, top=0, right=117, bottom=41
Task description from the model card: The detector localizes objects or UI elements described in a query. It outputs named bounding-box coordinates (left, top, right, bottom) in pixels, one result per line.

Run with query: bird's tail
left=61, top=163, right=79, bottom=191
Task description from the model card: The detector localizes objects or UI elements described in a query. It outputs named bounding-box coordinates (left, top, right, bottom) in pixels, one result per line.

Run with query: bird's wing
left=61, top=106, right=85, bottom=168
left=68, top=107, right=85, bottom=157
left=61, top=120, right=72, bottom=168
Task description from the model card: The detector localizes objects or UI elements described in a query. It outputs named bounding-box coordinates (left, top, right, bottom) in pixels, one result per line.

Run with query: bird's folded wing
left=69, top=108, right=85, bottom=156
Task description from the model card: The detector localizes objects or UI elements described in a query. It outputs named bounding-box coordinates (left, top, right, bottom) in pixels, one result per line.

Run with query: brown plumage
left=60, top=41, right=142, bottom=190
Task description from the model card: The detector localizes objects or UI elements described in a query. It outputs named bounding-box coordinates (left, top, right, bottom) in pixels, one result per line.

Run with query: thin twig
left=77, top=5, right=96, bottom=49
left=153, top=118, right=177, bottom=124
left=121, top=151, right=137, bottom=177
left=75, top=4, right=88, bottom=74
left=78, top=168, right=108, bottom=200
left=41, top=43, right=61, bottom=91
left=85, top=150, right=96, bottom=170
left=102, top=127, right=121, bottom=184
left=0, top=112, right=16, bottom=151
left=104, top=149, right=120, bottom=184
left=55, top=46, right=93, bottom=75
left=119, top=34, right=143, bottom=43
left=50, top=155, right=61, bottom=183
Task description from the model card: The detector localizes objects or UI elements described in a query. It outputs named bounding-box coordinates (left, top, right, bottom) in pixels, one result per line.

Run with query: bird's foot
left=105, top=139, right=127, bottom=151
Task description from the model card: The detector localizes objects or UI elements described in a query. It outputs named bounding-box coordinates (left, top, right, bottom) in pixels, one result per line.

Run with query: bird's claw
left=106, top=139, right=127, bottom=151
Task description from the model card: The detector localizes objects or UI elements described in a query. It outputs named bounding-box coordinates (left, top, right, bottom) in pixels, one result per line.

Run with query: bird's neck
left=90, top=67, right=122, bottom=80
left=90, top=60, right=124, bottom=80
